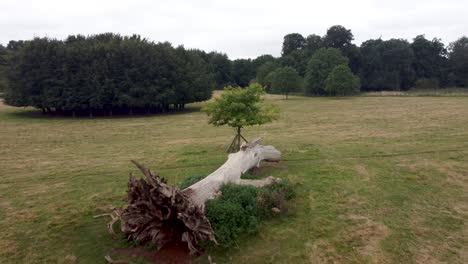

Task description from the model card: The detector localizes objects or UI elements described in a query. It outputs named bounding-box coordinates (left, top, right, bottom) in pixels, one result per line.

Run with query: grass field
left=1, top=95, right=467, bottom=263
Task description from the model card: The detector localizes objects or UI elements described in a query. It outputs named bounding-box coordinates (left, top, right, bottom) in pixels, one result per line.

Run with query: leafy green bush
left=324, top=65, right=361, bottom=96
left=205, top=181, right=295, bottom=246
left=257, top=180, right=296, bottom=218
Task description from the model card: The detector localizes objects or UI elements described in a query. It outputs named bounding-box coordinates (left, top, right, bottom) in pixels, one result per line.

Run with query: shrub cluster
left=204, top=181, right=295, bottom=246
left=178, top=175, right=295, bottom=246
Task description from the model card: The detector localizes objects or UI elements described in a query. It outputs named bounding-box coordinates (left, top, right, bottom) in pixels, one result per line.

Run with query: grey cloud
left=0, top=0, right=466, bottom=59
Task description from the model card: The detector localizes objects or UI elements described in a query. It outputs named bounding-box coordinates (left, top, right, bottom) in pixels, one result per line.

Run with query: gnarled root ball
left=107, top=161, right=216, bottom=254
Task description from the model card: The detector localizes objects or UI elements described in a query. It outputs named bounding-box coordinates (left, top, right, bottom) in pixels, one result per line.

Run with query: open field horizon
left=0, top=95, right=467, bottom=263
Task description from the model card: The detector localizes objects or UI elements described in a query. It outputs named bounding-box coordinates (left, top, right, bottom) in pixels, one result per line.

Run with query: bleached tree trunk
left=184, top=137, right=282, bottom=207
left=100, top=137, right=282, bottom=255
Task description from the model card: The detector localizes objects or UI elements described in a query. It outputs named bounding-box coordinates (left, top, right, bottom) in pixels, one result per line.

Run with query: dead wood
left=99, top=138, right=282, bottom=255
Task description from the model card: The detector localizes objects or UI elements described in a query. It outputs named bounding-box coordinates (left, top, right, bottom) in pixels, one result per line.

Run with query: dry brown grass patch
left=343, top=214, right=390, bottom=261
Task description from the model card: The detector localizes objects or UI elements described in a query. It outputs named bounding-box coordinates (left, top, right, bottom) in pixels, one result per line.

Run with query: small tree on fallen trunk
left=99, top=138, right=282, bottom=255
left=203, top=84, right=279, bottom=152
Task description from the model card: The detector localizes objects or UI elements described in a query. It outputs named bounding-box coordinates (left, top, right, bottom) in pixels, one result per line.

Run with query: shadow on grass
left=2, top=105, right=203, bottom=121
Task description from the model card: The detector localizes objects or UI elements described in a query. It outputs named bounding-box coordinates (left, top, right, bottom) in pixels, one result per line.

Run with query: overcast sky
left=1, top=0, right=467, bottom=59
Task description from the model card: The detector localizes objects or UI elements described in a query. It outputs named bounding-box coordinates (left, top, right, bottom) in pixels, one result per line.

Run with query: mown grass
left=1, top=95, right=467, bottom=263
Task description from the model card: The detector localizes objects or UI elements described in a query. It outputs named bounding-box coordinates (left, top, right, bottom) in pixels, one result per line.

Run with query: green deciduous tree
left=305, top=34, right=323, bottom=57
left=282, top=33, right=305, bottom=56
left=324, top=65, right=360, bottom=96
left=360, top=39, right=416, bottom=90
left=411, top=35, right=448, bottom=86
left=268, top=66, right=302, bottom=99
left=304, top=48, right=349, bottom=95
left=203, top=83, right=279, bottom=152
left=324, top=25, right=354, bottom=50
left=448, top=36, right=468, bottom=87
left=231, top=59, right=255, bottom=87
left=4, top=34, right=214, bottom=116
left=256, top=61, right=280, bottom=87
left=279, top=50, right=308, bottom=76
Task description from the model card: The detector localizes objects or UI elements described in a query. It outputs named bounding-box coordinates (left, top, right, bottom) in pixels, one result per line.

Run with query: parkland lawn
left=0, top=95, right=467, bottom=263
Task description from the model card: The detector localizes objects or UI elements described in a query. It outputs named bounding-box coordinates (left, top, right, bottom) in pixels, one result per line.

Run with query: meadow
left=0, top=95, right=467, bottom=263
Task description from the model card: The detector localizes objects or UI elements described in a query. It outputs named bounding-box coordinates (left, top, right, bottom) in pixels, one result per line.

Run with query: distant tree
left=282, top=33, right=306, bottom=56
left=6, top=40, right=25, bottom=51
left=174, top=48, right=215, bottom=109
left=305, top=34, right=323, bottom=57
left=279, top=50, right=308, bottom=76
left=411, top=35, right=448, bottom=86
left=269, top=66, right=302, bottom=99
left=252, top=54, right=276, bottom=70
left=207, top=52, right=232, bottom=89
left=231, top=59, right=255, bottom=87
left=256, top=61, right=280, bottom=87
left=203, top=83, right=279, bottom=152
left=324, top=65, right=360, bottom=96
left=0, top=45, right=8, bottom=93
left=324, top=25, right=354, bottom=50
left=342, top=44, right=362, bottom=74
left=304, top=48, right=349, bottom=95
left=4, top=34, right=214, bottom=116
left=448, top=36, right=468, bottom=87
left=360, top=39, right=415, bottom=90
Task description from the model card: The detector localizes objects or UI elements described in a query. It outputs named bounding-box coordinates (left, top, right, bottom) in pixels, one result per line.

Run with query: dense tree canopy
left=0, top=45, right=8, bottom=92
left=360, top=39, right=416, bottom=90
left=282, top=33, right=306, bottom=56
left=411, top=35, right=447, bottom=87
left=304, top=48, right=349, bottom=95
left=2, top=26, right=468, bottom=108
left=324, top=25, right=354, bottom=50
left=324, top=65, right=360, bottom=96
left=269, top=66, right=302, bottom=99
left=256, top=61, right=280, bottom=87
left=449, top=36, right=468, bottom=87
left=231, top=59, right=255, bottom=87
left=207, top=52, right=233, bottom=88
left=4, top=34, right=214, bottom=115
left=305, top=34, right=324, bottom=57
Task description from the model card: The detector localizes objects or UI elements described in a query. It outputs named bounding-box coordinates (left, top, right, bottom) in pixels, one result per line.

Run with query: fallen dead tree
left=98, top=138, right=282, bottom=254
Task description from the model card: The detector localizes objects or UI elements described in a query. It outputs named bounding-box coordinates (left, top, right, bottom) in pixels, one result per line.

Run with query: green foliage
left=324, top=65, right=361, bottom=96
left=279, top=50, right=308, bottom=76
left=269, top=66, right=302, bottom=99
left=207, top=52, right=233, bottom=89
left=203, top=83, right=279, bottom=130
left=411, top=35, right=447, bottom=84
left=448, top=36, right=468, bottom=87
left=324, top=25, right=354, bottom=50
left=360, top=38, right=416, bottom=90
left=231, top=59, right=255, bottom=87
left=305, top=34, right=323, bottom=57
left=205, top=181, right=295, bottom=246
left=256, top=180, right=296, bottom=219
left=3, top=34, right=214, bottom=115
left=304, top=48, right=349, bottom=95
left=0, top=45, right=8, bottom=93
left=256, top=61, right=280, bottom=86
left=282, top=33, right=306, bottom=56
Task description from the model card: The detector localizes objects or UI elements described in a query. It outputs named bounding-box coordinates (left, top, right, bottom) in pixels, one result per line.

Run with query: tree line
left=256, top=26, right=468, bottom=97
left=0, top=27, right=467, bottom=114
left=0, top=34, right=222, bottom=116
